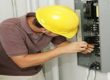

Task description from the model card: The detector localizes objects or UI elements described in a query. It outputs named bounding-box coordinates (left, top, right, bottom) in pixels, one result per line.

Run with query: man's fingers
left=87, top=44, right=94, bottom=48
left=81, top=44, right=94, bottom=54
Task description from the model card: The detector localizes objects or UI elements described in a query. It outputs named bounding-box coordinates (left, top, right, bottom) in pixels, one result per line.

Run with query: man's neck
left=27, top=17, right=41, bottom=33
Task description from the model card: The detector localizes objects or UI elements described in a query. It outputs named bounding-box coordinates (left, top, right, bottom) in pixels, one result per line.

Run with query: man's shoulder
left=0, top=17, right=20, bottom=28
left=0, top=18, right=20, bottom=25
left=0, top=18, right=21, bottom=34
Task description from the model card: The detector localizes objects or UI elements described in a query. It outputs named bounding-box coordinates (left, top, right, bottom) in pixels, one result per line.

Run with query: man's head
left=29, top=5, right=79, bottom=38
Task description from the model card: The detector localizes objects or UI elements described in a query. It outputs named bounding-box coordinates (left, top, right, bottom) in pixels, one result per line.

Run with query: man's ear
left=40, top=28, right=47, bottom=33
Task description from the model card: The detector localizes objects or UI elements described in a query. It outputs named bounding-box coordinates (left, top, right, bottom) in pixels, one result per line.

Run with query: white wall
left=56, top=0, right=109, bottom=80
left=0, top=0, right=13, bottom=21
left=0, top=0, right=109, bottom=80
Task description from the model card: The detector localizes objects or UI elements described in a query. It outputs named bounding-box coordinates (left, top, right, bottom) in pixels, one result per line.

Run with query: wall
left=55, top=0, right=109, bottom=80
left=0, top=0, right=13, bottom=21
left=0, top=0, right=54, bottom=21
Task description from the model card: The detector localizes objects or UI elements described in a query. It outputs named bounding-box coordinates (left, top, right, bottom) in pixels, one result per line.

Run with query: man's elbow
left=15, top=62, right=29, bottom=69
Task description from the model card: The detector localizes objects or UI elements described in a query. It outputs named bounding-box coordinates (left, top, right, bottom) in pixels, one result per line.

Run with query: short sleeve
left=0, top=25, right=28, bottom=56
left=51, top=36, right=67, bottom=45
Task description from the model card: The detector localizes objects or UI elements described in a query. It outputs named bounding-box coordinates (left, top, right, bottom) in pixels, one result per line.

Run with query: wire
left=94, top=69, right=96, bottom=80
left=87, top=62, right=98, bottom=80
left=87, top=69, right=97, bottom=80
left=87, top=68, right=91, bottom=80
left=11, top=0, right=15, bottom=17
left=11, top=0, right=17, bottom=17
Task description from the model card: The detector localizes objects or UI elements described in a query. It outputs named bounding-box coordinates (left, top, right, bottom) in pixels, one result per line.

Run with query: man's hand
left=58, top=41, right=94, bottom=54
left=81, top=44, right=94, bottom=54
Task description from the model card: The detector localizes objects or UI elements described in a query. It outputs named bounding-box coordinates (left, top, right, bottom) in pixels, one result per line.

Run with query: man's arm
left=55, top=41, right=70, bottom=47
left=10, top=41, right=93, bottom=69
left=10, top=47, right=64, bottom=68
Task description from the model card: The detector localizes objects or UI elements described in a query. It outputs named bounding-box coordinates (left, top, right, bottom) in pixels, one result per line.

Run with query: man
left=0, top=5, right=94, bottom=80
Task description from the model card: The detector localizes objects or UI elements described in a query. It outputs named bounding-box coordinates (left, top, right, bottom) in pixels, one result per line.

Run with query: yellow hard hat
left=35, top=5, right=79, bottom=38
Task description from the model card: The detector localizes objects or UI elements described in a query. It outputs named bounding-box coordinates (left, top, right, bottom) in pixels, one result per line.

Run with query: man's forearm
left=10, top=47, right=64, bottom=68
left=56, top=41, right=70, bottom=47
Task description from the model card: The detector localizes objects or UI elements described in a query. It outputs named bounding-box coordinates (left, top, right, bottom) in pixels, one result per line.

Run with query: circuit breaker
left=75, top=0, right=110, bottom=72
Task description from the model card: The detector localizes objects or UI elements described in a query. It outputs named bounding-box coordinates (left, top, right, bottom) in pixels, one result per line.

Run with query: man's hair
left=27, top=12, right=43, bottom=28
left=32, top=18, right=43, bottom=28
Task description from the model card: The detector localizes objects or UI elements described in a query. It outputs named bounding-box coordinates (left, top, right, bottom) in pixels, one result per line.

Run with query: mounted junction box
left=75, top=0, right=110, bottom=72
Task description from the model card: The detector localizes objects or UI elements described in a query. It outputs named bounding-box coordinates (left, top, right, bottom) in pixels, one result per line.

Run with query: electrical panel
left=75, top=0, right=110, bottom=72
